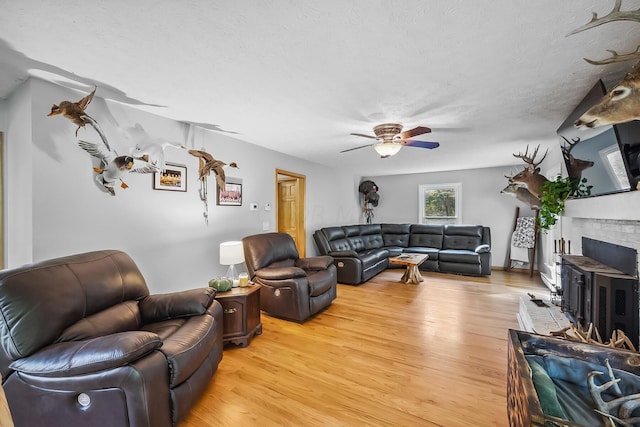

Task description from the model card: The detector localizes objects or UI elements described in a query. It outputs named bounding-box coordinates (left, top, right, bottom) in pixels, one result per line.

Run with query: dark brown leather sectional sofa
left=0, top=250, right=223, bottom=427
left=313, top=223, right=491, bottom=285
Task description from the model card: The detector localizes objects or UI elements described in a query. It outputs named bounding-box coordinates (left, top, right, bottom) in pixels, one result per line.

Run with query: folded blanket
left=510, top=233, right=530, bottom=263
left=514, top=216, right=536, bottom=249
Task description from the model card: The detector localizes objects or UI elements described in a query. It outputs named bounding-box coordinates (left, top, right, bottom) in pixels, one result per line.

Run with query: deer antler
left=568, top=0, right=640, bottom=36
left=561, top=136, right=581, bottom=154
left=584, top=46, right=640, bottom=65
left=513, top=144, right=548, bottom=168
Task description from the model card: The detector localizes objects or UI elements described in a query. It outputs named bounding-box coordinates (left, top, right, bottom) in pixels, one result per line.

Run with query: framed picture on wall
left=153, top=163, right=187, bottom=192
left=217, top=182, right=242, bottom=206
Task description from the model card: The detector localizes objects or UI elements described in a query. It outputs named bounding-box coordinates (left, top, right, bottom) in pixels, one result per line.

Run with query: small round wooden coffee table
left=388, top=253, right=429, bottom=284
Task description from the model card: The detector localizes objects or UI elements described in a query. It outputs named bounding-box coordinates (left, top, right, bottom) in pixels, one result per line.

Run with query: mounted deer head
left=568, top=0, right=640, bottom=65
left=501, top=175, right=540, bottom=209
left=574, top=61, right=640, bottom=128
left=511, top=145, right=549, bottom=198
left=560, top=136, right=594, bottom=180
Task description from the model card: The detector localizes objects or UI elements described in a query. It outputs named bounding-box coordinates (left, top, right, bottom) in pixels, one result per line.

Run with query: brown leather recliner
left=0, top=250, right=223, bottom=427
left=242, top=232, right=337, bottom=321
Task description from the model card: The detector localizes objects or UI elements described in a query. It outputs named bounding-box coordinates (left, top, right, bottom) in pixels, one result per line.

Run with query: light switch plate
left=250, top=203, right=258, bottom=211
left=264, top=203, right=272, bottom=211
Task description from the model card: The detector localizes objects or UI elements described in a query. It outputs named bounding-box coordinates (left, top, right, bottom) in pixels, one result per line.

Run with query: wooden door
left=276, top=170, right=305, bottom=257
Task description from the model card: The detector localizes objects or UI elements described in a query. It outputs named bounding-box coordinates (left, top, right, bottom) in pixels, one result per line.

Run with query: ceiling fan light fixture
left=373, top=142, right=402, bottom=158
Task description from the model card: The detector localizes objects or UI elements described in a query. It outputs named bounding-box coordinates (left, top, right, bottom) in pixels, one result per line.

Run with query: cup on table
left=238, top=272, right=249, bottom=287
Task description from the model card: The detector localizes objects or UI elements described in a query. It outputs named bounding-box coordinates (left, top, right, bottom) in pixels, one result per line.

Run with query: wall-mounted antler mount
left=569, top=0, right=640, bottom=65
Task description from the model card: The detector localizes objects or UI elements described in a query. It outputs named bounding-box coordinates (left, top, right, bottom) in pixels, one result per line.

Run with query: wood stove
left=561, top=237, right=639, bottom=348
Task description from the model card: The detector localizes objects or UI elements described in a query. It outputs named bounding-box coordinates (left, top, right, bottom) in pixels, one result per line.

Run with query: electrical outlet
left=250, top=203, right=258, bottom=211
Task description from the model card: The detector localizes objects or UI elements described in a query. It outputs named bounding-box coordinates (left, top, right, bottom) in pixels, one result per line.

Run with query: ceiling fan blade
left=398, top=126, right=431, bottom=139
left=403, top=140, right=440, bottom=149
left=350, top=133, right=378, bottom=140
left=340, top=143, right=375, bottom=153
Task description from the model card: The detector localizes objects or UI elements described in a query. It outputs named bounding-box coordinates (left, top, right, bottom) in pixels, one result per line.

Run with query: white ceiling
left=1, top=0, right=640, bottom=176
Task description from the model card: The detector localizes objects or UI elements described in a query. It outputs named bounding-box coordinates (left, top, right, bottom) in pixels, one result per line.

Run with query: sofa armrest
left=139, top=288, right=215, bottom=323
left=475, top=244, right=491, bottom=254
left=10, top=331, right=162, bottom=377
left=328, top=250, right=358, bottom=257
left=297, top=255, right=333, bottom=271
left=255, top=266, right=307, bottom=280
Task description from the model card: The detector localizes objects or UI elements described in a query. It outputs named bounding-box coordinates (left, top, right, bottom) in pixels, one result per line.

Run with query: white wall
left=5, top=78, right=359, bottom=292
left=0, top=98, right=5, bottom=268
left=4, top=80, right=33, bottom=268
left=364, top=166, right=537, bottom=269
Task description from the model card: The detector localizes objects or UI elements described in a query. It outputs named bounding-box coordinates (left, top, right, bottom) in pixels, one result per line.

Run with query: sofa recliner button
left=77, top=393, right=91, bottom=407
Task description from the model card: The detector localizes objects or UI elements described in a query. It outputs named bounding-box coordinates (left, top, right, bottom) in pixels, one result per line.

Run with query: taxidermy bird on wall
left=188, top=149, right=238, bottom=225
left=78, top=140, right=156, bottom=196
left=187, top=149, right=238, bottom=192
left=48, top=87, right=95, bottom=135
left=124, top=123, right=186, bottom=172
left=47, top=86, right=111, bottom=151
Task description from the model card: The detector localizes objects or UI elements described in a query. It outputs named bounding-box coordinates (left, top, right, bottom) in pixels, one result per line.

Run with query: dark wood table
left=214, top=284, right=262, bottom=347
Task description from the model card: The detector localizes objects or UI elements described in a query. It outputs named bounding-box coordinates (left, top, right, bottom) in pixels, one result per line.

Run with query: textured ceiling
left=1, top=0, right=640, bottom=176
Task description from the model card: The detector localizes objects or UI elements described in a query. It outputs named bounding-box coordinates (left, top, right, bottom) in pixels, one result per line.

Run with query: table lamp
left=220, top=241, right=244, bottom=287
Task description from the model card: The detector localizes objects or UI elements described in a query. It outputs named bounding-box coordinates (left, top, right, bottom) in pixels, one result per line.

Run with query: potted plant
left=537, top=176, right=592, bottom=230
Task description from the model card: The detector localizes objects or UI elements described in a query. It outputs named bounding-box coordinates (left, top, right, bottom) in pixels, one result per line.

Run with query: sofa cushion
left=307, top=269, right=336, bottom=297
left=384, top=246, right=405, bottom=257
left=404, top=247, right=440, bottom=260
left=409, top=224, right=444, bottom=248
left=329, top=238, right=354, bottom=252
left=381, top=223, right=410, bottom=247
left=360, top=224, right=384, bottom=249
left=322, top=226, right=346, bottom=241
left=443, top=225, right=483, bottom=250
left=58, top=301, right=142, bottom=342
left=143, top=312, right=217, bottom=387
left=11, top=331, right=162, bottom=377
left=439, top=249, right=481, bottom=264
left=139, top=288, right=215, bottom=323
left=357, top=249, right=389, bottom=268
left=321, top=227, right=353, bottom=253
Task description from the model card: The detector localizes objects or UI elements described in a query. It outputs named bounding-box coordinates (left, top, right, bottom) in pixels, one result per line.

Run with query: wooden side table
left=214, top=284, right=262, bottom=347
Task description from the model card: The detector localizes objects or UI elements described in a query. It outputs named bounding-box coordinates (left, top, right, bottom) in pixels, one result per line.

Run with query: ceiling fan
left=341, top=123, right=440, bottom=158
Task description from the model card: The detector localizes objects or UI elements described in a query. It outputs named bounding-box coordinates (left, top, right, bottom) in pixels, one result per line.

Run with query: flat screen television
left=556, top=78, right=640, bottom=197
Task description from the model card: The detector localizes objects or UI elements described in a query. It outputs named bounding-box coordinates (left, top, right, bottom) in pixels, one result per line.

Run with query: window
left=418, top=183, right=461, bottom=224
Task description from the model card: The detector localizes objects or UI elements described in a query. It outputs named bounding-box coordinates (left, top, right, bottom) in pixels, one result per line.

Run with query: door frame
left=275, top=169, right=306, bottom=257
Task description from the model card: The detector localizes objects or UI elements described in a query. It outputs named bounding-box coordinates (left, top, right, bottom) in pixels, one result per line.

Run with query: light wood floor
left=181, top=269, right=546, bottom=427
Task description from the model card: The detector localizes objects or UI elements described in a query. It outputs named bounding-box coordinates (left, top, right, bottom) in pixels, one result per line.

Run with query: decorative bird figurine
left=78, top=140, right=156, bottom=196
left=188, top=149, right=238, bottom=192
left=48, top=87, right=97, bottom=136
left=127, top=123, right=186, bottom=172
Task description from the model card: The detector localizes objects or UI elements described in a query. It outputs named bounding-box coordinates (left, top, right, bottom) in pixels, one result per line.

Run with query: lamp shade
left=219, top=241, right=244, bottom=265
left=373, top=142, right=402, bottom=158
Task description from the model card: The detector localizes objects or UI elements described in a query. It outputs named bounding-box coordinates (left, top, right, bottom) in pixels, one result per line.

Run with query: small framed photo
left=217, top=182, right=242, bottom=206
left=153, top=163, right=187, bottom=192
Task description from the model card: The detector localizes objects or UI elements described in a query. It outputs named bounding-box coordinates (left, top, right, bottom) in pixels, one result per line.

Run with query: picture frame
left=217, top=182, right=242, bottom=206
left=153, top=163, right=187, bottom=192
